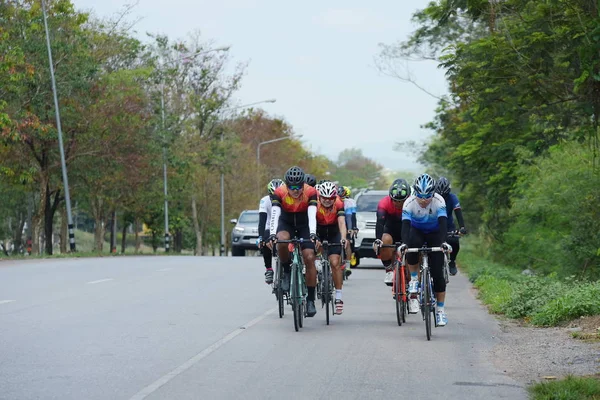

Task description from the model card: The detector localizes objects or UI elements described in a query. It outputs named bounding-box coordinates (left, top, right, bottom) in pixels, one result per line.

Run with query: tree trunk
left=43, top=187, right=61, bottom=255
left=60, top=206, right=68, bottom=254
left=134, top=218, right=141, bottom=253
left=13, top=213, right=25, bottom=254
left=94, top=219, right=105, bottom=252
left=191, top=195, right=202, bottom=256
left=109, top=210, right=116, bottom=253
left=121, top=221, right=127, bottom=254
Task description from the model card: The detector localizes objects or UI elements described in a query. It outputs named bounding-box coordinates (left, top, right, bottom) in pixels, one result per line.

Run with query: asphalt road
left=0, top=256, right=527, bottom=400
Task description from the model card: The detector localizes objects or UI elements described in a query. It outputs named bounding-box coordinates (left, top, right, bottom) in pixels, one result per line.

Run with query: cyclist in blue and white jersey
left=435, top=177, right=467, bottom=276
left=401, top=173, right=451, bottom=326
left=258, top=178, right=283, bottom=284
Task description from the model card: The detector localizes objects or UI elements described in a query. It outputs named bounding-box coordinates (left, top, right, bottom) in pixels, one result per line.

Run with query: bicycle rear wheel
left=422, top=268, right=432, bottom=340
left=276, top=259, right=284, bottom=318
left=394, top=263, right=403, bottom=326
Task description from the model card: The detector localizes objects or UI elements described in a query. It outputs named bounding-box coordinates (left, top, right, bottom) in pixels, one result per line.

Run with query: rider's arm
left=308, top=205, right=317, bottom=235
left=401, top=219, right=411, bottom=244
left=269, top=192, right=283, bottom=235
left=454, top=208, right=465, bottom=230
left=269, top=206, right=281, bottom=235
left=375, top=208, right=386, bottom=240
left=258, top=212, right=267, bottom=235
left=438, top=216, right=448, bottom=243
left=337, top=215, right=347, bottom=242
left=351, top=213, right=357, bottom=231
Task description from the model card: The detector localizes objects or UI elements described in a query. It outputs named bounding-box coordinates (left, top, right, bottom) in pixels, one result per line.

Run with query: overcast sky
left=72, top=0, right=448, bottom=172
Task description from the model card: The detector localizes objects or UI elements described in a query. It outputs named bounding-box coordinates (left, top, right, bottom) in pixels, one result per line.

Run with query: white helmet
left=318, top=181, right=337, bottom=198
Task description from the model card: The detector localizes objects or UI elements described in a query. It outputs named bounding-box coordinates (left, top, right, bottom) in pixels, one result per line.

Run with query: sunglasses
left=320, top=196, right=335, bottom=201
left=288, top=185, right=302, bottom=191
left=416, top=193, right=433, bottom=200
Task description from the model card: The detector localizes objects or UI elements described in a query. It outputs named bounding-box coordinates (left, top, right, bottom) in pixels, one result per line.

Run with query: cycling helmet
left=318, top=181, right=337, bottom=198
left=413, top=173, right=436, bottom=198
left=436, top=177, right=451, bottom=196
left=317, top=179, right=329, bottom=186
left=389, top=178, right=410, bottom=201
left=305, top=174, right=317, bottom=187
left=337, top=185, right=349, bottom=198
left=284, top=166, right=305, bottom=186
left=267, top=178, right=283, bottom=195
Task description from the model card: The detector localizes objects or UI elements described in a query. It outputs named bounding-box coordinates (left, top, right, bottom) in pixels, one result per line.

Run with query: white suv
left=353, top=190, right=388, bottom=264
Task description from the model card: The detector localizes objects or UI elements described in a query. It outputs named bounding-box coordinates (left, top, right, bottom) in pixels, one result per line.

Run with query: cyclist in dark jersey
left=435, top=177, right=467, bottom=276
left=373, top=179, right=411, bottom=286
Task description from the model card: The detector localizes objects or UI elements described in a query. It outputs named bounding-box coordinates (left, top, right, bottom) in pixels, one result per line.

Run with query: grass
left=459, top=237, right=600, bottom=327
left=0, top=229, right=195, bottom=260
left=529, top=375, right=600, bottom=400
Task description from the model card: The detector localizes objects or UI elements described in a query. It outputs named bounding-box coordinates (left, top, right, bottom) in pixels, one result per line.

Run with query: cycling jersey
left=401, top=194, right=447, bottom=234
left=375, top=196, right=403, bottom=240
left=343, top=197, right=357, bottom=230
left=270, top=183, right=318, bottom=235
left=442, top=193, right=461, bottom=232
left=258, top=195, right=272, bottom=236
left=317, top=198, right=345, bottom=227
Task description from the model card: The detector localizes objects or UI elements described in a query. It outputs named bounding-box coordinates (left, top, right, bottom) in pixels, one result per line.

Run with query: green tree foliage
left=380, top=0, right=600, bottom=278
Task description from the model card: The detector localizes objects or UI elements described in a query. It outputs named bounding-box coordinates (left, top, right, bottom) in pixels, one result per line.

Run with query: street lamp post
left=160, top=46, right=229, bottom=252
left=219, top=99, right=276, bottom=256
left=256, top=136, right=294, bottom=199
left=41, top=0, right=75, bottom=252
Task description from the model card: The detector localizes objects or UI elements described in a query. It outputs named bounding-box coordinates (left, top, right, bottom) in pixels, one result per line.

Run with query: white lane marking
left=157, top=268, right=172, bottom=271
left=86, top=278, right=114, bottom=285
left=0, top=300, right=16, bottom=305
left=129, top=307, right=276, bottom=400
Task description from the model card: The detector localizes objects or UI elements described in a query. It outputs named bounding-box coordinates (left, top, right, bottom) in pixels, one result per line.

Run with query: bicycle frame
left=278, top=238, right=307, bottom=332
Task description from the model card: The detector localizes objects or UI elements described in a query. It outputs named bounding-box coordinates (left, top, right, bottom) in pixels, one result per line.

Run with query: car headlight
left=234, top=227, right=245, bottom=233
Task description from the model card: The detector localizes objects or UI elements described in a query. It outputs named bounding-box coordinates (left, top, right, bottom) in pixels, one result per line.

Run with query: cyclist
left=372, top=179, right=411, bottom=288
left=258, top=178, right=283, bottom=284
left=435, top=177, right=467, bottom=276
left=267, top=166, right=319, bottom=317
left=338, top=186, right=356, bottom=277
left=305, top=174, right=317, bottom=187
left=401, top=173, right=451, bottom=326
left=315, top=181, right=348, bottom=314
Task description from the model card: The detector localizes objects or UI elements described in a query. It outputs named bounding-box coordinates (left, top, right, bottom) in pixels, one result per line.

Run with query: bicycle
left=272, top=255, right=288, bottom=319
left=381, top=242, right=409, bottom=326
left=317, top=241, right=343, bottom=325
left=277, top=238, right=307, bottom=332
left=401, top=244, right=450, bottom=340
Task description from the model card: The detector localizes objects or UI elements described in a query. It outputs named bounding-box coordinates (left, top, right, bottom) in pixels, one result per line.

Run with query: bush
left=531, top=282, right=600, bottom=326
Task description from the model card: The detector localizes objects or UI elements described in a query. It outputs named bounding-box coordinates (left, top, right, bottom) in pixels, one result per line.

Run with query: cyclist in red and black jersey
left=267, top=166, right=319, bottom=317
left=315, top=181, right=348, bottom=315
left=373, top=179, right=411, bottom=287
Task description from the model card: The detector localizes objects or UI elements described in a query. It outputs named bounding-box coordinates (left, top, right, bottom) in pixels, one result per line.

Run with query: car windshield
left=356, top=194, right=386, bottom=212
left=238, top=212, right=259, bottom=224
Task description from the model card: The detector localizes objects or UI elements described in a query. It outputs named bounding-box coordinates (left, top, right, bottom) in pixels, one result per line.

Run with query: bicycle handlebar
left=276, top=238, right=306, bottom=244
left=380, top=242, right=403, bottom=249
left=403, top=246, right=448, bottom=253
left=320, top=240, right=343, bottom=247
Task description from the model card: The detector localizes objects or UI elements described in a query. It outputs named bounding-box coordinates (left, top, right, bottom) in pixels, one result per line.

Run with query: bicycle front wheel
left=291, top=263, right=300, bottom=332
left=394, top=263, right=403, bottom=326
left=422, top=268, right=432, bottom=341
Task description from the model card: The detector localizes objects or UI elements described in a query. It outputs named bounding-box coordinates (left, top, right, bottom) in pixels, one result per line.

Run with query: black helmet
left=284, top=166, right=305, bottom=186
left=305, top=174, right=317, bottom=187
left=436, top=177, right=451, bottom=196
left=389, top=178, right=410, bottom=201
left=317, top=179, right=329, bottom=186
